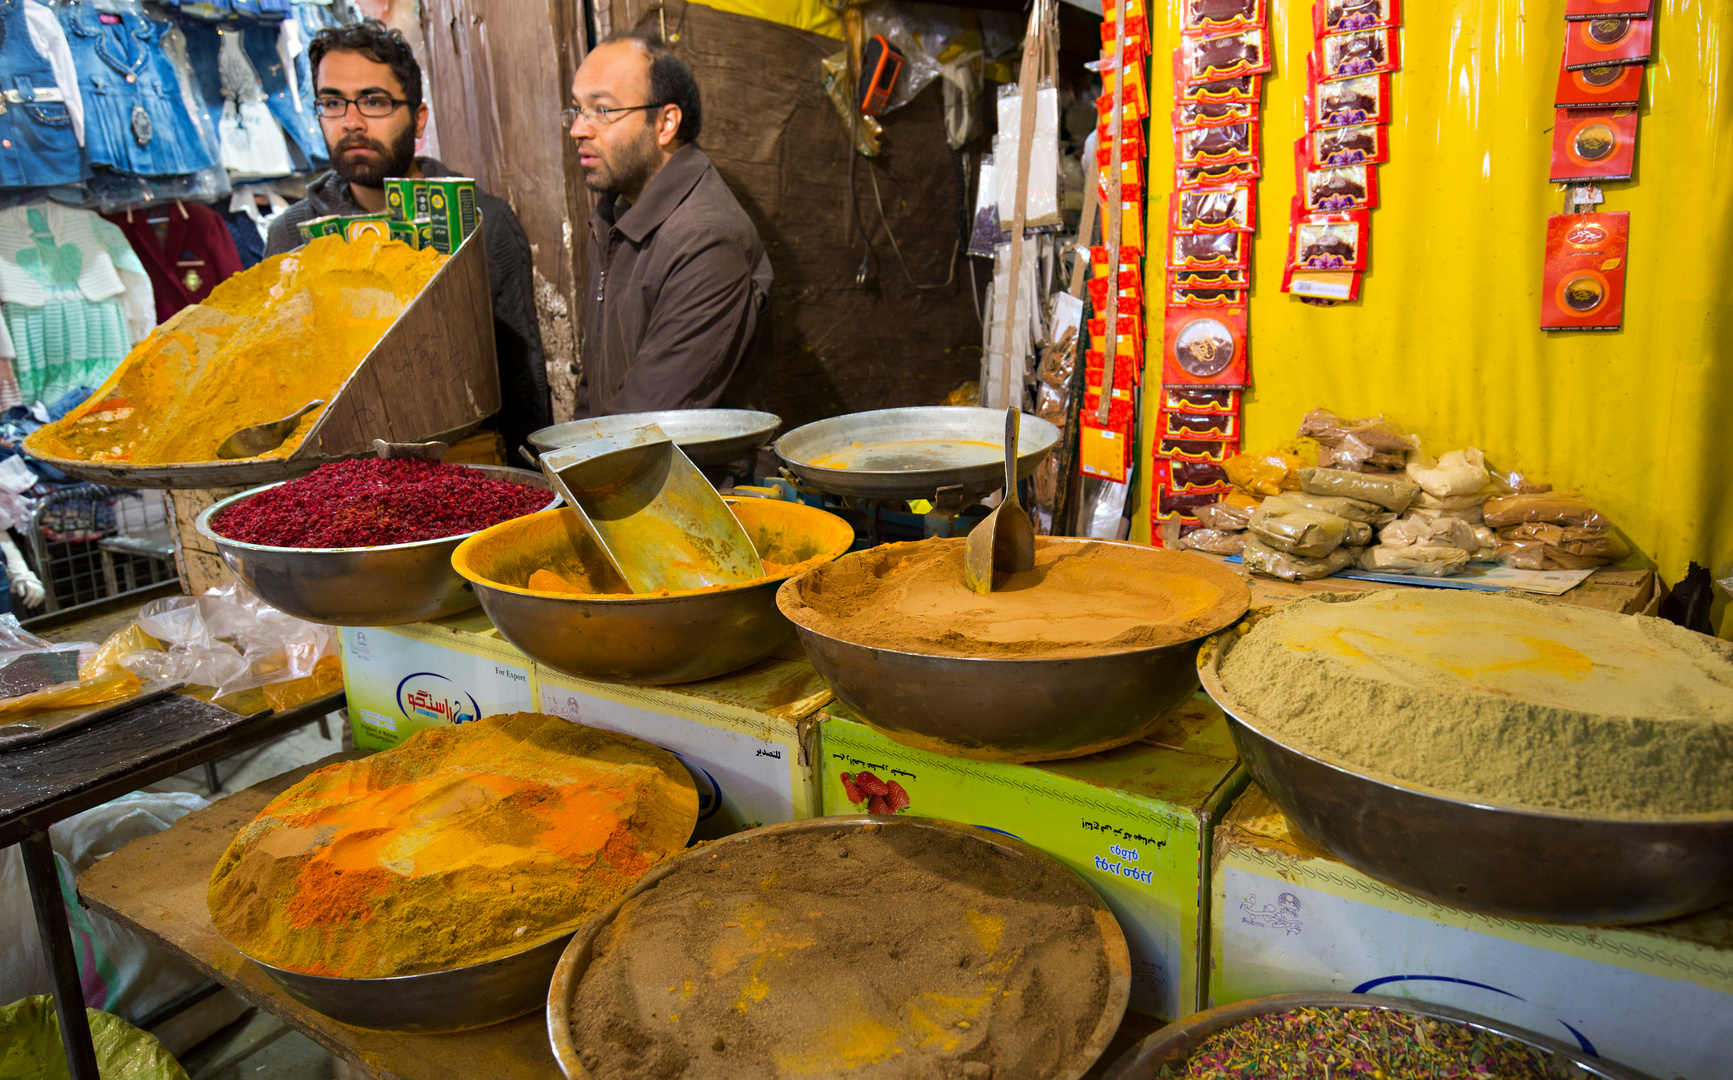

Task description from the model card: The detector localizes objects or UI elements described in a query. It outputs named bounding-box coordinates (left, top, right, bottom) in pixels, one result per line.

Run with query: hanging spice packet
left=1175, top=63, right=1262, bottom=103
left=1555, top=58, right=1643, bottom=108
left=1174, top=184, right=1257, bottom=231
left=1176, top=122, right=1260, bottom=167
left=1319, top=29, right=1401, bottom=79
left=1169, top=266, right=1249, bottom=288
left=1314, top=0, right=1401, bottom=37
left=1083, top=380, right=1137, bottom=428
left=1159, top=437, right=1240, bottom=462
left=1101, top=16, right=1152, bottom=64
left=1088, top=274, right=1143, bottom=313
left=1182, top=0, right=1267, bottom=37
left=1162, top=387, right=1241, bottom=413
left=1564, top=17, right=1653, bottom=69
left=1565, top=0, right=1652, bottom=18
left=1540, top=211, right=1628, bottom=331
left=1160, top=409, right=1240, bottom=440
left=1282, top=264, right=1362, bottom=302
left=1308, top=124, right=1389, bottom=166
left=1171, top=287, right=1244, bottom=307
left=1176, top=98, right=1260, bottom=127
left=1097, top=62, right=1150, bottom=117
left=1181, top=30, right=1272, bottom=85
left=1178, top=159, right=1262, bottom=189
left=1079, top=417, right=1134, bottom=482
left=1162, top=305, right=1249, bottom=388
left=1095, top=129, right=1148, bottom=168
left=1153, top=458, right=1234, bottom=495
left=1549, top=106, right=1638, bottom=181
left=1308, top=59, right=1390, bottom=128
left=1169, top=230, right=1250, bottom=271
left=1101, top=0, right=1147, bottom=25
left=1301, top=162, right=1379, bottom=212
left=1288, top=206, right=1371, bottom=271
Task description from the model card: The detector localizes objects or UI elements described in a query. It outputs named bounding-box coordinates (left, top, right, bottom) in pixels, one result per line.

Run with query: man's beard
left=580, top=122, right=661, bottom=197
left=331, top=121, right=417, bottom=189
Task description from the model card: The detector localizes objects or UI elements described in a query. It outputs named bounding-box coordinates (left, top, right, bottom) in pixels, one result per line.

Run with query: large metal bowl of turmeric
left=452, top=497, right=856, bottom=684
left=777, top=537, right=1252, bottom=762
left=196, top=464, right=557, bottom=626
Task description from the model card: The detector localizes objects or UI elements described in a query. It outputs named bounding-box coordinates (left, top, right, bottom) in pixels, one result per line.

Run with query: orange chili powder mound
left=206, top=713, right=697, bottom=979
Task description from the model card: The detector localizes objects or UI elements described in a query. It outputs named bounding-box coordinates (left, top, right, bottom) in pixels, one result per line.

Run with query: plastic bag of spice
left=1297, top=407, right=1416, bottom=471
left=1243, top=536, right=1359, bottom=581
left=1177, top=528, right=1246, bottom=555
left=1277, top=491, right=1385, bottom=523
left=1299, top=466, right=1418, bottom=513
left=1196, top=501, right=1253, bottom=531
left=1359, top=542, right=1470, bottom=577
left=1249, top=499, right=1350, bottom=558
left=1406, top=447, right=1490, bottom=496
left=1222, top=451, right=1304, bottom=496
left=1482, top=492, right=1611, bottom=529
left=1494, top=522, right=1630, bottom=569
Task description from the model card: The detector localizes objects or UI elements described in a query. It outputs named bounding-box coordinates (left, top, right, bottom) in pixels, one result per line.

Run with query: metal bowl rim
left=231, top=925, right=578, bottom=988
left=773, top=406, right=1062, bottom=460
left=527, top=409, right=783, bottom=450
left=451, top=497, right=854, bottom=603
left=774, top=538, right=1248, bottom=666
left=1105, top=991, right=1655, bottom=1080
left=194, top=463, right=559, bottom=555
left=1199, top=631, right=1733, bottom=827
left=547, top=814, right=1131, bottom=1080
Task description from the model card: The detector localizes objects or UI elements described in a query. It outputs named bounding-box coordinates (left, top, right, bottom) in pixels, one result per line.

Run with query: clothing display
left=0, top=202, right=152, bottom=406
left=215, top=22, right=294, bottom=179
left=240, top=19, right=325, bottom=170
left=224, top=182, right=287, bottom=267
left=105, top=199, right=241, bottom=320
left=22, top=0, right=85, bottom=148
left=0, top=0, right=88, bottom=189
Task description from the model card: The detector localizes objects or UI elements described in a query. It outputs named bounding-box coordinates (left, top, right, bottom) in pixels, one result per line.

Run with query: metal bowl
left=526, top=410, right=782, bottom=468
left=1199, top=633, right=1733, bottom=924
left=238, top=930, right=574, bottom=1033
left=774, top=406, right=1060, bottom=501
left=777, top=540, right=1249, bottom=762
left=547, top=815, right=1132, bottom=1080
left=196, top=464, right=557, bottom=627
left=452, top=497, right=854, bottom=685
left=1100, top=992, right=1654, bottom=1080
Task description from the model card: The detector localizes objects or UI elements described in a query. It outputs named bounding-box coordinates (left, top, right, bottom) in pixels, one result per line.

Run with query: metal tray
left=775, top=407, right=1060, bottom=501
left=1100, top=992, right=1655, bottom=1080
left=547, top=816, right=1132, bottom=1080
left=526, top=410, right=781, bottom=468
left=1198, top=632, right=1733, bottom=924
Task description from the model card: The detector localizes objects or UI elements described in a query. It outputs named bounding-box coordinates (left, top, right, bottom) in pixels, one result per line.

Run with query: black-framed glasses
left=315, top=93, right=414, bottom=119
left=562, top=103, right=663, bottom=128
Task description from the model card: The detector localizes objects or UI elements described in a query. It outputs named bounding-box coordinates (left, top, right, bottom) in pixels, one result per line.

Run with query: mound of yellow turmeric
left=207, top=713, right=697, bottom=979
left=28, top=236, right=444, bottom=466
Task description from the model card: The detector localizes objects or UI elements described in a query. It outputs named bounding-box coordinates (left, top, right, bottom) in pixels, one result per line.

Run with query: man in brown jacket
left=567, top=34, right=773, bottom=416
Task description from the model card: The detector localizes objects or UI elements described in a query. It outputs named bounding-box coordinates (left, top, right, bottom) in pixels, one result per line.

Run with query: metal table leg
left=19, top=831, right=100, bottom=1080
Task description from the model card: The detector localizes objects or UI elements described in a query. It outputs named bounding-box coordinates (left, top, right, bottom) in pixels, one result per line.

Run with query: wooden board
left=167, top=487, right=243, bottom=596
left=78, top=756, right=558, bottom=1080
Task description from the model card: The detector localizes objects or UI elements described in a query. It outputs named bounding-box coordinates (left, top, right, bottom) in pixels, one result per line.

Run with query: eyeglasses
left=315, top=93, right=413, bottom=119
left=562, top=103, right=663, bottom=128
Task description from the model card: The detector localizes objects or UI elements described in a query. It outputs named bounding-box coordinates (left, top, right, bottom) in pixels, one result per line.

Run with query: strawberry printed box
left=818, top=696, right=1246, bottom=1020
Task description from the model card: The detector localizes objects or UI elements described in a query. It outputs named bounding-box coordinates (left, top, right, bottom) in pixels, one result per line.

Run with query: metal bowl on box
left=546, top=815, right=1132, bottom=1080
left=1198, top=632, right=1733, bottom=924
left=196, top=464, right=557, bottom=627
left=451, top=497, right=854, bottom=685
left=774, top=406, right=1060, bottom=501
left=526, top=410, right=781, bottom=468
left=1099, top=992, right=1654, bottom=1080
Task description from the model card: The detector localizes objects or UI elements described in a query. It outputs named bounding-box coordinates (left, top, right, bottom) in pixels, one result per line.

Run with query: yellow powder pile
left=1217, top=590, right=1733, bottom=816
left=207, top=713, right=696, bottom=978
left=29, top=235, right=444, bottom=466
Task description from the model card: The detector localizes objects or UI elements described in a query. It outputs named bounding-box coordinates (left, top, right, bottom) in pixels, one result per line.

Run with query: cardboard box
left=1211, top=786, right=1733, bottom=1080
left=817, top=695, right=1246, bottom=1020
left=339, top=613, right=830, bottom=842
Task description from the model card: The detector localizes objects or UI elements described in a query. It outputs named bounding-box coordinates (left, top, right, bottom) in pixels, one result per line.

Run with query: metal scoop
left=538, top=424, right=763, bottom=594
left=216, top=400, right=324, bottom=459
left=963, top=407, right=1035, bottom=595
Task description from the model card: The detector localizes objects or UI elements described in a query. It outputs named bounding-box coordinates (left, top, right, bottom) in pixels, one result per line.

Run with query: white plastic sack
left=993, top=83, right=1060, bottom=229
left=1406, top=447, right=1491, bottom=497
left=126, top=584, right=333, bottom=698
left=1359, top=542, right=1471, bottom=577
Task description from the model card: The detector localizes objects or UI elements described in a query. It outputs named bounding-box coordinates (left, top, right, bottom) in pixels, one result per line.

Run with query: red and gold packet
left=1162, top=304, right=1249, bottom=388
left=1318, top=28, right=1401, bottom=80
left=1162, top=387, right=1241, bottom=414
left=1172, top=184, right=1257, bottom=231
left=1181, top=0, right=1267, bottom=37
left=1177, top=121, right=1260, bottom=167
left=1307, top=124, right=1389, bottom=167
left=1563, top=16, right=1653, bottom=69
left=1313, top=0, right=1401, bottom=37
left=1554, top=58, right=1643, bottom=108
left=1564, top=0, right=1651, bottom=18
left=1306, top=56, right=1390, bottom=128
left=1180, top=29, right=1272, bottom=85
left=1548, top=107, right=1638, bottom=182
left=1540, top=212, right=1628, bottom=331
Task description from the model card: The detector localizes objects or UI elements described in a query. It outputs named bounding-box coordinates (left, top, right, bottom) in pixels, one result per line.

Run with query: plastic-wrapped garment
left=1482, top=491, right=1611, bottom=530
left=170, top=12, right=222, bottom=133
left=56, top=4, right=217, bottom=177
left=1178, top=528, right=1246, bottom=555
left=21, top=0, right=84, bottom=146
left=1299, top=465, right=1419, bottom=513
left=1359, top=542, right=1471, bottom=577
left=994, top=82, right=1060, bottom=230
left=1406, top=447, right=1490, bottom=497
left=215, top=25, right=295, bottom=179
left=1223, top=451, right=1304, bottom=496
left=0, top=0, right=88, bottom=188
left=105, top=202, right=243, bottom=321
left=1277, top=490, right=1385, bottom=523
left=240, top=20, right=327, bottom=169
left=1249, top=498, right=1350, bottom=558
left=0, top=203, right=152, bottom=406
left=1196, top=500, right=1253, bottom=531
left=1243, top=536, right=1359, bottom=581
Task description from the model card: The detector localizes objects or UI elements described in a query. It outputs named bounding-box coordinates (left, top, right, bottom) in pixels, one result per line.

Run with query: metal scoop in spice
left=538, top=425, right=763, bottom=593
left=216, top=400, right=325, bottom=459
left=963, top=407, right=1035, bottom=594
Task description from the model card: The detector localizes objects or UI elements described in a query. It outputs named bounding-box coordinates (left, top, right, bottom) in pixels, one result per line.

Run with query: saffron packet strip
left=1177, top=122, right=1261, bottom=167
left=1160, top=409, right=1240, bottom=440
left=1287, top=203, right=1372, bottom=271
left=1540, top=212, right=1629, bottom=331
left=1161, top=304, right=1249, bottom=389
left=1313, top=0, right=1401, bottom=37
left=1307, top=57, right=1390, bottom=129
left=1563, top=16, right=1653, bottom=70
left=1555, top=57, right=1643, bottom=108
left=1162, top=387, right=1241, bottom=414
left=1549, top=106, right=1638, bottom=182
left=1318, top=29, right=1401, bottom=80
left=1180, top=29, right=1273, bottom=85
left=1182, top=0, right=1267, bottom=37
left=1308, top=124, right=1389, bottom=167
left=1154, top=457, right=1234, bottom=494
left=1169, top=267, right=1249, bottom=289
left=1173, top=184, right=1257, bottom=232
left=1564, top=0, right=1652, bottom=18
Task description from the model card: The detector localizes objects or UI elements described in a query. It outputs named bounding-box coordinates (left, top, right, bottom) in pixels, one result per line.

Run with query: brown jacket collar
left=598, top=143, right=712, bottom=244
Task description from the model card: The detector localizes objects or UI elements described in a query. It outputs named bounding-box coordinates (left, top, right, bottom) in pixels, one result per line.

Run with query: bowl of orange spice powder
left=206, top=712, right=698, bottom=1031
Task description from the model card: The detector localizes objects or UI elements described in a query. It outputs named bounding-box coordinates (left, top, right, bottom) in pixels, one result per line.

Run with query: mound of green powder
left=1217, top=590, right=1733, bottom=816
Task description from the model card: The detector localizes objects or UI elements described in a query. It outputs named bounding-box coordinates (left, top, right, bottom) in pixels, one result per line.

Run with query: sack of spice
left=1177, top=528, right=1246, bottom=556
left=1380, top=513, right=1489, bottom=554
left=1277, top=491, right=1387, bottom=524
left=1249, top=498, right=1352, bottom=559
left=1495, top=521, right=1632, bottom=570
left=1482, top=491, right=1611, bottom=529
left=1406, top=446, right=1490, bottom=497
left=1222, top=451, right=1305, bottom=497
left=1195, top=501, right=1253, bottom=532
left=1359, top=541, right=1471, bottom=577
left=1243, top=536, right=1360, bottom=581
left=1297, top=407, right=1417, bottom=473
left=1299, top=466, right=1419, bottom=514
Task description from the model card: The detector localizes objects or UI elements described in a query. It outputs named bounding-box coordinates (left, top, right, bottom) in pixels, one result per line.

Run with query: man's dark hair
left=601, top=32, right=702, bottom=143
left=310, top=20, right=423, bottom=110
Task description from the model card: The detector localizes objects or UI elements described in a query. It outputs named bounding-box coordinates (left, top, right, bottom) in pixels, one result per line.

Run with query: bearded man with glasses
left=265, top=20, right=550, bottom=454
left=568, top=33, right=772, bottom=417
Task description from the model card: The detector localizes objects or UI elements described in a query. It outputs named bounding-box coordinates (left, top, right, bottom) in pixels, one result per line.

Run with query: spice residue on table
left=1157, top=1007, right=1586, bottom=1079
left=780, top=537, right=1250, bottom=658
left=568, top=825, right=1117, bottom=1080
left=207, top=712, right=696, bottom=978
left=1218, top=590, right=1733, bottom=816
left=29, top=235, right=443, bottom=466
left=210, top=458, right=551, bottom=548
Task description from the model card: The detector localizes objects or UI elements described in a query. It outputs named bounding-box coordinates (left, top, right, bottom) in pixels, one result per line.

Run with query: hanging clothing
left=0, top=0, right=88, bottom=189
left=0, top=203, right=152, bottom=407
left=21, top=0, right=83, bottom=147
left=56, top=4, right=216, bottom=178
left=215, top=24, right=294, bottom=179
left=105, top=202, right=242, bottom=322
left=241, top=22, right=326, bottom=170
left=224, top=183, right=288, bottom=269
left=171, top=13, right=223, bottom=136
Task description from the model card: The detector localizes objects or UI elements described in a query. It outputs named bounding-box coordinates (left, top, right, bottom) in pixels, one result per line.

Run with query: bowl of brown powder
left=777, top=537, right=1251, bottom=762
left=1200, top=590, right=1733, bottom=924
left=547, top=815, right=1131, bottom=1080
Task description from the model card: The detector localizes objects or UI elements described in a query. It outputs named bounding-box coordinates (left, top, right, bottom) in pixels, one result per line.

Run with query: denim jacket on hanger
left=58, top=4, right=216, bottom=177
left=0, top=0, right=87, bottom=188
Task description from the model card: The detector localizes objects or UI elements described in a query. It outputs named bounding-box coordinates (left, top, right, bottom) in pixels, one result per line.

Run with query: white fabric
left=22, top=0, right=85, bottom=147
left=0, top=319, right=13, bottom=365
left=0, top=203, right=142, bottom=308
left=278, top=19, right=303, bottom=113
left=218, top=33, right=296, bottom=179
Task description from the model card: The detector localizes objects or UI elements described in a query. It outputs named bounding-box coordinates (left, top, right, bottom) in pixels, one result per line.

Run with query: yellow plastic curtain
left=687, top=0, right=843, bottom=38
left=1132, top=0, right=1733, bottom=634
